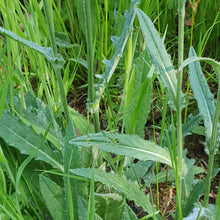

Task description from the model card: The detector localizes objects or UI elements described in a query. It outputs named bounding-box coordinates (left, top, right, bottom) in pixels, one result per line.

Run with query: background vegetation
left=0, top=0, right=219, bottom=219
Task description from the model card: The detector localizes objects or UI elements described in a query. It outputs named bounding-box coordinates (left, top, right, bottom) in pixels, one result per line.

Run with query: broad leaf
left=188, top=47, right=215, bottom=139
left=71, top=168, right=156, bottom=215
left=0, top=110, right=63, bottom=170
left=55, top=32, right=71, bottom=48
left=124, top=50, right=153, bottom=137
left=69, top=107, right=94, bottom=135
left=182, top=114, right=202, bottom=137
left=183, top=204, right=216, bottom=220
left=77, top=196, right=99, bottom=220
left=121, top=204, right=138, bottom=220
left=95, top=193, right=125, bottom=220
left=13, top=93, right=64, bottom=149
left=182, top=180, right=205, bottom=217
left=136, top=9, right=181, bottom=110
left=39, top=175, right=65, bottom=220
left=70, top=132, right=171, bottom=166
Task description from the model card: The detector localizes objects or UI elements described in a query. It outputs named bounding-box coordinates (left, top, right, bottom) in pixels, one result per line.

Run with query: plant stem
left=204, top=76, right=220, bottom=207
left=176, top=0, right=186, bottom=218
left=85, top=0, right=100, bottom=133
left=43, top=0, right=71, bottom=126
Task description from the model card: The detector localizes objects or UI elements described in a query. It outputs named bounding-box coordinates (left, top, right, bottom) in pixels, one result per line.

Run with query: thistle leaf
left=0, top=110, right=63, bottom=170
left=124, top=50, right=153, bottom=137
left=93, top=0, right=140, bottom=109
left=39, top=175, right=65, bottom=220
left=136, top=9, right=181, bottom=110
left=0, top=27, right=64, bottom=68
left=71, top=168, right=156, bottom=214
left=188, top=47, right=215, bottom=139
left=70, top=132, right=171, bottom=166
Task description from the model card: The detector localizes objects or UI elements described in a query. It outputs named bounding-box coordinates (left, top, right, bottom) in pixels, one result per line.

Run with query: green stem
left=204, top=77, right=220, bottom=207
left=43, top=0, right=71, bottom=126
left=176, top=1, right=186, bottom=219
left=85, top=0, right=100, bottom=133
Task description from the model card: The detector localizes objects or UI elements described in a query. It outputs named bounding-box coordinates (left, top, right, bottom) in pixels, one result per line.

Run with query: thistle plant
left=0, top=0, right=219, bottom=219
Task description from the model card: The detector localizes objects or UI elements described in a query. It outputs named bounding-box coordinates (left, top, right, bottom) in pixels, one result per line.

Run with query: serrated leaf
left=121, top=204, right=138, bottom=220
left=55, top=32, right=71, bottom=48
left=69, top=107, right=94, bottom=135
left=70, top=132, right=171, bottom=166
left=71, top=168, right=155, bottom=214
left=39, top=175, right=65, bottom=220
left=124, top=50, right=153, bottom=137
left=95, top=193, right=124, bottom=220
left=13, top=93, right=64, bottom=149
left=0, top=110, right=63, bottom=170
left=0, top=27, right=64, bottom=68
left=136, top=9, right=181, bottom=110
left=183, top=204, right=216, bottom=220
left=77, top=196, right=99, bottom=220
left=182, top=158, right=195, bottom=197
left=93, top=0, right=140, bottom=108
left=188, top=47, right=215, bottom=139
left=182, top=180, right=205, bottom=217
left=182, top=114, right=202, bottom=137
left=125, top=160, right=153, bottom=182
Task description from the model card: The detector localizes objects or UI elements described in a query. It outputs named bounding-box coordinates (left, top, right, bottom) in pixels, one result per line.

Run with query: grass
left=0, top=0, right=220, bottom=219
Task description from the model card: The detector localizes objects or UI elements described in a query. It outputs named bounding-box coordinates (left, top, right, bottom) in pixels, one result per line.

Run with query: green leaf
left=0, top=27, right=65, bottom=68
left=70, top=132, right=171, bottom=166
left=77, top=196, right=99, bottom=220
left=93, top=0, right=140, bottom=109
left=55, top=32, right=71, bottom=48
left=182, top=180, right=205, bottom=217
left=216, top=182, right=220, bottom=220
left=136, top=9, right=183, bottom=110
left=125, top=160, right=153, bottom=182
left=0, top=145, right=7, bottom=164
left=121, top=204, right=138, bottom=220
left=179, top=53, right=220, bottom=78
left=182, top=114, right=202, bottom=137
left=94, top=193, right=125, bottom=220
left=0, top=110, right=63, bottom=171
left=124, top=50, right=153, bottom=137
left=77, top=196, right=88, bottom=220
left=63, top=121, right=85, bottom=220
left=69, top=107, right=94, bottom=135
left=183, top=204, right=216, bottom=220
left=188, top=47, right=215, bottom=139
left=39, top=175, right=65, bottom=220
left=71, top=168, right=156, bottom=214
left=13, top=93, right=64, bottom=149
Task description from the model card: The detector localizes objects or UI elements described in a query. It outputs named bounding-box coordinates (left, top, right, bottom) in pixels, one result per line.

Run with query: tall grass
left=0, top=0, right=219, bottom=219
